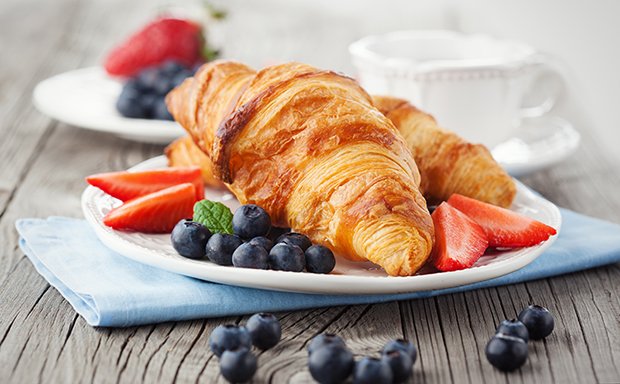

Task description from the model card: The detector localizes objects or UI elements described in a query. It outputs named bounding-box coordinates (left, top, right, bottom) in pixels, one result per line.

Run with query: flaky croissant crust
left=167, top=61, right=434, bottom=276
left=373, top=96, right=516, bottom=208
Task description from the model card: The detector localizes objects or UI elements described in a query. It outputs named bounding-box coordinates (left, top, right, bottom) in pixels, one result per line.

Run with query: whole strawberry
left=105, top=18, right=205, bottom=77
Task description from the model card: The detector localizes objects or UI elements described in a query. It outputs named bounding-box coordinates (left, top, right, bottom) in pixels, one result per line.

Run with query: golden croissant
left=166, top=60, right=434, bottom=276
left=372, top=96, right=516, bottom=208
left=167, top=97, right=516, bottom=208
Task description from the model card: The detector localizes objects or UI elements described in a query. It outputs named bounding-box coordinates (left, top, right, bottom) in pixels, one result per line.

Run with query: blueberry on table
left=275, top=232, right=312, bottom=251
left=518, top=305, right=554, bottom=340
left=485, top=334, right=528, bottom=371
left=247, top=236, right=274, bottom=252
left=116, top=86, right=147, bottom=118
left=208, top=324, right=252, bottom=357
left=246, top=313, right=281, bottom=350
left=232, top=243, right=269, bottom=269
left=205, top=233, right=243, bottom=266
left=305, top=245, right=336, bottom=274
left=268, top=243, right=305, bottom=272
left=308, top=344, right=354, bottom=384
left=232, top=204, right=271, bottom=239
left=170, top=219, right=211, bottom=259
left=353, top=356, right=393, bottom=384
left=382, top=339, right=418, bottom=365
left=381, top=349, right=413, bottom=384
left=307, top=333, right=346, bottom=355
left=496, top=319, right=529, bottom=343
left=220, top=347, right=257, bottom=383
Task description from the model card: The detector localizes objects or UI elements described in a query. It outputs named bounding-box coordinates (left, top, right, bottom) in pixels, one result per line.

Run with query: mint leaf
left=193, top=200, right=233, bottom=234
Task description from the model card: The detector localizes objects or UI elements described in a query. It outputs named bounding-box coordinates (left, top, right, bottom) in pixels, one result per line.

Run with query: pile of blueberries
left=308, top=334, right=417, bottom=384
left=209, top=313, right=281, bottom=383
left=116, top=60, right=197, bottom=120
left=171, top=204, right=336, bottom=274
left=486, top=304, right=555, bottom=371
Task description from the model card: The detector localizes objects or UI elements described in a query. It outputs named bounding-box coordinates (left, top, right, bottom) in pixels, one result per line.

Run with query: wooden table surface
left=1, top=0, right=619, bottom=383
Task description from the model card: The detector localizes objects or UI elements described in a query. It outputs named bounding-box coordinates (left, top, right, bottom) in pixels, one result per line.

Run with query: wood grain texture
left=0, top=0, right=619, bottom=383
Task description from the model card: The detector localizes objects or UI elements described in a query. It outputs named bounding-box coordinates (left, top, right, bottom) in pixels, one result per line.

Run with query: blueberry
left=353, top=357, right=393, bottom=384
left=305, top=245, right=336, bottom=274
left=135, top=67, right=160, bottom=91
left=382, top=339, right=418, bottom=365
left=220, top=347, right=257, bottom=383
left=518, top=305, right=554, bottom=340
left=496, top=319, right=529, bottom=343
left=232, top=243, right=269, bottom=269
left=205, top=233, right=243, bottom=266
left=381, top=349, right=413, bottom=384
left=209, top=324, right=252, bottom=357
left=152, top=97, right=174, bottom=120
left=247, top=236, right=274, bottom=252
left=153, top=77, right=174, bottom=96
left=170, top=219, right=211, bottom=259
left=246, top=313, right=281, bottom=350
left=268, top=243, right=305, bottom=272
left=308, top=344, right=354, bottom=384
left=171, top=72, right=191, bottom=88
left=116, top=86, right=147, bottom=118
left=138, top=93, right=158, bottom=118
left=160, top=60, right=185, bottom=75
left=427, top=205, right=438, bottom=214
left=267, top=226, right=291, bottom=242
left=276, top=232, right=312, bottom=251
left=307, top=333, right=346, bottom=355
left=485, top=333, right=528, bottom=371
left=232, top=204, right=271, bottom=239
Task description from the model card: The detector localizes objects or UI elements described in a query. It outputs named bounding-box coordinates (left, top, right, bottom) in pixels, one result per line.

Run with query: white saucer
left=33, top=67, right=184, bottom=144
left=81, top=155, right=561, bottom=295
left=492, top=116, right=581, bottom=177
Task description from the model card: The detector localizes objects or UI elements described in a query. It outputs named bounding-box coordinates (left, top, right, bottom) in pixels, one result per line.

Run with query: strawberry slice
left=431, top=202, right=488, bottom=272
left=103, top=183, right=196, bottom=233
left=447, top=194, right=557, bottom=247
left=86, top=167, right=204, bottom=202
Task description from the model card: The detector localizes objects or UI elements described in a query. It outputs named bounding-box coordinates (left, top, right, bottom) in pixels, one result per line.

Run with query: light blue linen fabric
left=15, top=209, right=620, bottom=327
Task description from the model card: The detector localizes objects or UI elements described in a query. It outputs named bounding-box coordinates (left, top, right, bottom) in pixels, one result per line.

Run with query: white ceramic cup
left=349, top=30, right=563, bottom=148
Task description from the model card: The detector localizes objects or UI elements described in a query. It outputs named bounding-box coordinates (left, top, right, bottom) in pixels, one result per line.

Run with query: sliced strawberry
left=103, top=183, right=196, bottom=233
left=447, top=194, right=557, bottom=247
left=86, top=167, right=204, bottom=201
left=431, top=202, right=488, bottom=272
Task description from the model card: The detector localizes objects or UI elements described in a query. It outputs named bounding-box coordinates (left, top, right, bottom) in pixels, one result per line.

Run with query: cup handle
left=518, top=53, right=565, bottom=118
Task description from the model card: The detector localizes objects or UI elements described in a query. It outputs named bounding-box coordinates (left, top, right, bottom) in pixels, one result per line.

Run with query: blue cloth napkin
left=15, top=209, right=620, bottom=327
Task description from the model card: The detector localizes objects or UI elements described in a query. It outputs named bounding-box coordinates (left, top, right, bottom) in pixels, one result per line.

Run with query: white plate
left=33, top=67, right=184, bottom=144
left=492, top=116, right=581, bottom=177
left=81, top=156, right=561, bottom=295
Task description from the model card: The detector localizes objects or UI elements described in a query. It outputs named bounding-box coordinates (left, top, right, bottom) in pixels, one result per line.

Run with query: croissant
left=372, top=96, right=516, bottom=208
left=167, top=99, right=516, bottom=208
left=166, top=60, right=434, bottom=276
left=165, top=136, right=224, bottom=189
